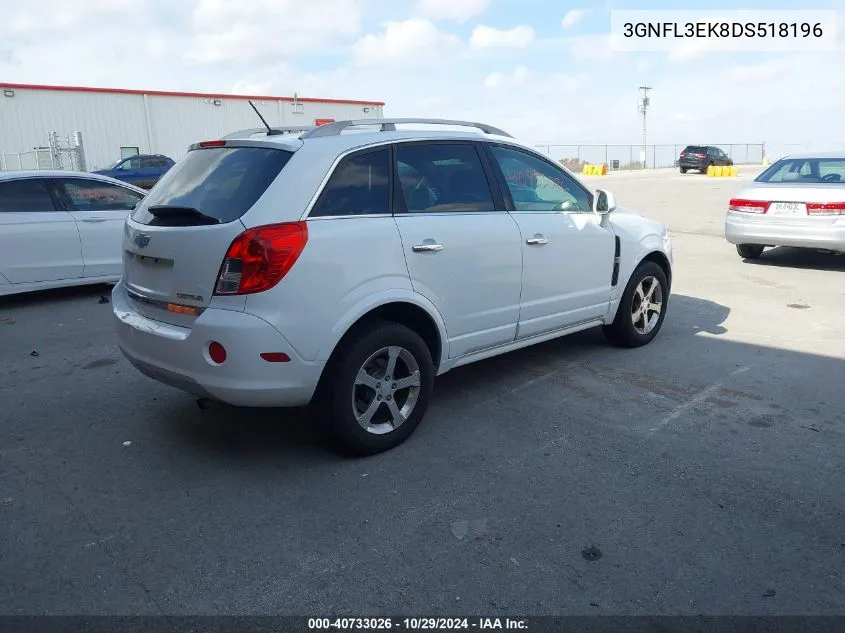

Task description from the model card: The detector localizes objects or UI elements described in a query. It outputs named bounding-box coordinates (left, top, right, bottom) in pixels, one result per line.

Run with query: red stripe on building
left=0, top=82, right=385, bottom=107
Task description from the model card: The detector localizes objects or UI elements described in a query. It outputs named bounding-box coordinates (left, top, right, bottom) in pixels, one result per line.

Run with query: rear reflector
left=215, top=222, right=308, bottom=296
left=729, top=198, right=770, bottom=214
left=806, top=202, right=845, bottom=216
left=208, top=341, right=227, bottom=364
left=260, top=352, right=291, bottom=363
left=199, top=140, right=226, bottom=148
left=167, top=303, right=201, bottom=316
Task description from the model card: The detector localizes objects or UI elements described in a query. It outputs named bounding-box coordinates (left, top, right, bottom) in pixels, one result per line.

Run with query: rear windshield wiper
left=146, top=205, right=220, bottom=226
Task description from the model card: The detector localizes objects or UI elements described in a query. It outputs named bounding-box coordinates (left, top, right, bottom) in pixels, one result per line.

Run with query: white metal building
left=0, top=83, right=386, bottom=172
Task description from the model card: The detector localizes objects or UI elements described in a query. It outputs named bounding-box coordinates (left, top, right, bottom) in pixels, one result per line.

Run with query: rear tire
left=737, top=244, right=765, bottom=259
left=316, top=320, right=435, bottom=457
left=680, top=167, right=688, bottom=174
left=603, top=261, right=669, bottom=348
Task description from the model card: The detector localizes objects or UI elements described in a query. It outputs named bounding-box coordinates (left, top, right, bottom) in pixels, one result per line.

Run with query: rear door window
left=310, top=148, right=391, bottom=217
left=395, top=143, right=495, bottom=213
left=0, top=179, right=58, bottom=212
left=131, top=146, right=293, bottom=225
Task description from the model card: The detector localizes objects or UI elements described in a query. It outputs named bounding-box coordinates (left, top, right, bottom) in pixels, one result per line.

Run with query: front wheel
left=603, top=261, right=669, bottom=348
left=736, top=244, right=765, bottom=259
left=316, top=321, right=435, bottom=456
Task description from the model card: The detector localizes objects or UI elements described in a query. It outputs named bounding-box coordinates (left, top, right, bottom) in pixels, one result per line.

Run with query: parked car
left=112, top=118, right=674, bottom=456
left=678, top=145, right=733, bottom=174
left=0, top=170, right=146, bottom=296
left=726, top=152, right=845, bottom=259
left=93, top=154, right=175, bottom=189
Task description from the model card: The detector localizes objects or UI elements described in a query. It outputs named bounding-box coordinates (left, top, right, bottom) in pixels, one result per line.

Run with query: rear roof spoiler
left=221, top=127, right=314, bottom=139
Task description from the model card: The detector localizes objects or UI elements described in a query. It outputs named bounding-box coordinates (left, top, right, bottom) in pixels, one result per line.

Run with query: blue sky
left=1, top=0, right=843, bottom=155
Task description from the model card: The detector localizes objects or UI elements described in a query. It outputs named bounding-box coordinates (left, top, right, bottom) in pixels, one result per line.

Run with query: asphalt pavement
left=1, top=168, right=844, bottom=615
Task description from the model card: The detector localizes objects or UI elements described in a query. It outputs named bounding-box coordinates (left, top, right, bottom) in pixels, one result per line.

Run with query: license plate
left=769, top=202, right=806, bottom=216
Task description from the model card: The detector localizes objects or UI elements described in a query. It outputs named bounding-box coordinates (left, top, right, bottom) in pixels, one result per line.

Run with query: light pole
left=638, top=86, right=651, bottom=169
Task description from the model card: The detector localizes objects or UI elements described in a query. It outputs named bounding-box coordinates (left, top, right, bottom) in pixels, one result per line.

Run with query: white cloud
left=352, top=19, right=462, bottom=67
left=5, top=0, right=140, bottom=35
left=186, top=0, right=363, bottom=64
left=414, top=0, right=490, bottom=23
left=723, top=60, right=787, bottom=85
left=568, top=34, right=613, bottom=60
left=2, top=2, right=845, bottom=155
left=561, top=9, right=589, bottom=29
left=536, top=73, right=587, bottom=95
left=484, top=67, right=529, bottom=89
left=470, top=25, right=535, bottom=50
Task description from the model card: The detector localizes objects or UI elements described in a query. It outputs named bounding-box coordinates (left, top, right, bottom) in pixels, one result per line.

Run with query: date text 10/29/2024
left=308, top=618, right=529, bottom=631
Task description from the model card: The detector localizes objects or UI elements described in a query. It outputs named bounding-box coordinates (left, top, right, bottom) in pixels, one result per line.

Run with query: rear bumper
left=679, top=160, right=706, bottom=170
left=112, top=282, right=324, bottom=407
left=725, top=212, right=845, bottom=251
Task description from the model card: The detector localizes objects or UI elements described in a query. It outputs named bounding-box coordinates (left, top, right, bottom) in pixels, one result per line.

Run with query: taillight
left=695, top=153, right=706, bottom=158
left=214, top=222, right=308, bottom=295
left=806, top=202, right=845, bottom=216
left=680, top=152, right=686, bottom=157
left=729, top=198, right=770, bottom=214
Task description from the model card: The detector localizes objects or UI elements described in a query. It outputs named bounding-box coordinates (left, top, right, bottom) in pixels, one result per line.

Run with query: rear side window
left=0, top=179, right=56, bottom=212
left=132, top=146, right=292, bottom=225
left=310, top=149, right=390, bottom=217
left=396, top=143, right=494, bottom=213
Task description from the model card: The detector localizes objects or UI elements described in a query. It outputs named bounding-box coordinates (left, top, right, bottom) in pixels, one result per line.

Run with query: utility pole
left=638, top=86, right=651, bottom=169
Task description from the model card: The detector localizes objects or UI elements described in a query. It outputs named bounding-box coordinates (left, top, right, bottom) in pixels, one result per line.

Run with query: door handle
left=526, top=236, right=549, bottom=245
left=412, top=243, right=444, bottom=252
left=80, top=217, right=106, bottom=223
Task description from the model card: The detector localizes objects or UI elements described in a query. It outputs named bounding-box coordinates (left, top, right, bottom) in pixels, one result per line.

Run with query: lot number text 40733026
left=307, top=618, right=529, bottom=630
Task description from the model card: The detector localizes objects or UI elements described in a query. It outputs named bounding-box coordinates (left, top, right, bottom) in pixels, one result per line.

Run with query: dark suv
left=678, top=146, right=733, bottom=174
left=93, top=154, right=175, bottom=189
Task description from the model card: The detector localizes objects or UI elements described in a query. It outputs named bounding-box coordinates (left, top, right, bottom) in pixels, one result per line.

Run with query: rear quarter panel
left=243, top=216, right=444, bottom=363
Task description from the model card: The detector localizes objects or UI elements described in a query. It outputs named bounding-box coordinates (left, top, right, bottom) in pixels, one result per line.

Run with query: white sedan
left=726, top=152, right=845, bottom=259
left=0, top=170, right=146, bottom=296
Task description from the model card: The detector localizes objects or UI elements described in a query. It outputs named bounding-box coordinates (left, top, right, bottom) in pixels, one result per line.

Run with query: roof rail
left=222, top=126, right=314, bottom=140
left=299, top=118, right=514, bottom=139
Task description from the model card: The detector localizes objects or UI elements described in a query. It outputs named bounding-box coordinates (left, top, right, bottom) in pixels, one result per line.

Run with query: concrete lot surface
left=1, top=168, right=843, bottom=615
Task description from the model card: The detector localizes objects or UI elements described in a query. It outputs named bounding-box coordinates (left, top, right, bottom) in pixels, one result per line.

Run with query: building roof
left=0, top=82, right=385, bottom=107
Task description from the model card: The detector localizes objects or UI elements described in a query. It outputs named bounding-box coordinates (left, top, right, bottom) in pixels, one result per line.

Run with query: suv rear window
left=131, top=146, right=292, bottom=225
left=683, top=146, right=707, bottom=154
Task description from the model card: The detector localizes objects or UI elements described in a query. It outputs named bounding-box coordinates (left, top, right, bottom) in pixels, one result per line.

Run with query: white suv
left=113, top=118, right=673, bottom=455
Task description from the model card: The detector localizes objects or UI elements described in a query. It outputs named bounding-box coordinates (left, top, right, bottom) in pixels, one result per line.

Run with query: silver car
left=725, top=152, right=845, bottom=259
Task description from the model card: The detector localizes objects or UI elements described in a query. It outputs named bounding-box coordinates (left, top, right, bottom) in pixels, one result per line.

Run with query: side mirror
left=594, top=189, right=616, bottom=214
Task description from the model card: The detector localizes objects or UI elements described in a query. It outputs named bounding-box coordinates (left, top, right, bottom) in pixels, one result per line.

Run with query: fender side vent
left=611, top=236, right=621, bottom=286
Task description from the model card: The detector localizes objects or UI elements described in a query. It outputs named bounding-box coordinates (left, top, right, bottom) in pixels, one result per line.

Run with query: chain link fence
left=534, top=144, right=766, bottom=172
left=0, top=131, right=87, bottom=172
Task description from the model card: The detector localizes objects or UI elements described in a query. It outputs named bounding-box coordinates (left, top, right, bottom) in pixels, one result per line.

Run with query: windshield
left=756, top=158, right=845, bottom=184
left=131, top=146, right=293, bottom=225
